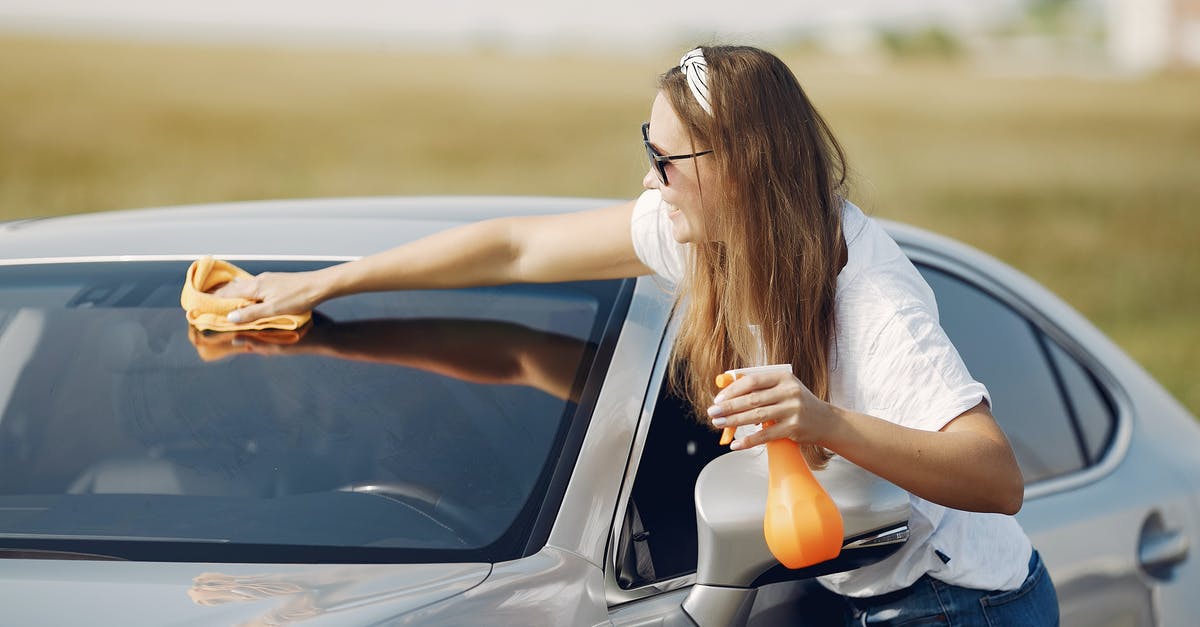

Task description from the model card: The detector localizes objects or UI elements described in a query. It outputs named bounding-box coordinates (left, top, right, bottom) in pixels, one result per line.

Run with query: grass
left=2, top=35, right=1197, bottom=415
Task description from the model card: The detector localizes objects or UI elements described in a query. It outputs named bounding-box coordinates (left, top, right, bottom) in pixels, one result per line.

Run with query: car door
left=910, top=255, right=1195, bottom=626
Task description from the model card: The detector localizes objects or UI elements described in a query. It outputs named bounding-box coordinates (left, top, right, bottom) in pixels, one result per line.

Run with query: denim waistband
left=844, top=576, right=930, bottom=610
left=845, top=549, right=1041, bottom=611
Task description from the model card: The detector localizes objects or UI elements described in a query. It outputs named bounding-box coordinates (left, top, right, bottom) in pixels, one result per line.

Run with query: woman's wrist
left=315, top=262, right=357, bottom=302
left=814, top=401, right=852, bottom=452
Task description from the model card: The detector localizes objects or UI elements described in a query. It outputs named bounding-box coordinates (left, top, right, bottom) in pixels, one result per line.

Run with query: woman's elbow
left=992, top=465, right=1026, bottom=515
left=998, top=481, right=1024, bottom=516
left=965, top=477, right=1023, bottom=515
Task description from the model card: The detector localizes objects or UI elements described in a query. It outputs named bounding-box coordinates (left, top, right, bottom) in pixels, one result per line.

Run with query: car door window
left=917, top=264, right=1114, bottom=483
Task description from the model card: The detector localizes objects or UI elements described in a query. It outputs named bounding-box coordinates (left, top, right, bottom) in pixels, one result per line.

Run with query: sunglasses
left=642, top=122, right=713, bottom=186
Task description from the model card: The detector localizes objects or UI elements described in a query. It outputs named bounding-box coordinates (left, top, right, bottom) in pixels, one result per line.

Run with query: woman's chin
left=667, top=210, right=693, bottom=243
left=668, top=222, right=693, bottom=244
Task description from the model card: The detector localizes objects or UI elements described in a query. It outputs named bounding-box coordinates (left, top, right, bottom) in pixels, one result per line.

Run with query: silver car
left=0, top=197, right=1197, bottom=626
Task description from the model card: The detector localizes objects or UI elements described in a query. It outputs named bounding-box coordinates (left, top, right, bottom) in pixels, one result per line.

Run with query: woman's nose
left=643, top=168, right=661, bottom=190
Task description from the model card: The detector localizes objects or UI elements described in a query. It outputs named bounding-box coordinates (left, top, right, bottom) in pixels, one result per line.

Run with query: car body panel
left=0, top=559, right=491, bottom=626
left=400, top=546, right=611, bottom=626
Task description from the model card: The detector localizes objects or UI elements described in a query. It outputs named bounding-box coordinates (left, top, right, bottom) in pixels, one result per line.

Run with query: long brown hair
left=663, top=45, right=849, bottom=468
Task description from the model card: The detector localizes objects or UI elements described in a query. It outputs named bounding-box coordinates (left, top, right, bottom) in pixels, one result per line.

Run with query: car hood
left=0, top=558, right=491, bottom=626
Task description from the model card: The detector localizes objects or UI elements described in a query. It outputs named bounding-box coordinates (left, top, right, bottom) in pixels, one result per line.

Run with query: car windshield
left=0, top=260, right=629, bottom=563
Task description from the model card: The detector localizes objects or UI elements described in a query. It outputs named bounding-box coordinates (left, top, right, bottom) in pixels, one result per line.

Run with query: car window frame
left=901, top=245, right=1134, bottom=501
left=604, top=308, right=698, bottom=608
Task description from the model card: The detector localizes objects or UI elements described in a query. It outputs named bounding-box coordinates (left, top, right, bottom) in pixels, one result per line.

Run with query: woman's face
left=642, top=92, right=720, bottom=244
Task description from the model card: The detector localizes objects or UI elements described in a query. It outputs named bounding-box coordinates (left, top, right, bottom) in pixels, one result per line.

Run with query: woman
left=219, top=45, right=1059, bottom=625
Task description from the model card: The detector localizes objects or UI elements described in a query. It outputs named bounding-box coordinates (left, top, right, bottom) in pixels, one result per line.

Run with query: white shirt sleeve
left=831, top=209, right=989, bottom=433
left=629, top=189, right=686, bottom=286
left=858, top=298, right=991, bottom=433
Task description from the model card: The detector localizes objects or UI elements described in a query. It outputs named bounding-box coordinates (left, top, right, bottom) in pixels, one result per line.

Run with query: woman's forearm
left=319, top=217, right=522, bottom=300
left=820, top=403, right=1024, bottom=515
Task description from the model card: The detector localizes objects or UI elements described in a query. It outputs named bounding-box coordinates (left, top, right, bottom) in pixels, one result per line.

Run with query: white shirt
left=629, top=189, right=1032, bottom=597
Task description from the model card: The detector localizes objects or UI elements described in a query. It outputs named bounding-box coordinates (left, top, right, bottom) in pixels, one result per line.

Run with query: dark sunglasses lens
left=644, top=144, right=667, bottom=185
left=642, top=123, right=668, bottom=185
left=643, top=148, right=662, bottom=184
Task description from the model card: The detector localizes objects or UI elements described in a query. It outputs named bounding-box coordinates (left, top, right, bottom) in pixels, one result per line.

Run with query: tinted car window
left=0, top=261, right=627, bottom=563
left=1044, top=338, right=1115, bottom=464
left=917, top=265, right=1084, bottom=483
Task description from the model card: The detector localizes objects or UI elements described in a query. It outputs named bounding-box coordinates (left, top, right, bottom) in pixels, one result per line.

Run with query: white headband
left=679, top=48, right=713, bottom=116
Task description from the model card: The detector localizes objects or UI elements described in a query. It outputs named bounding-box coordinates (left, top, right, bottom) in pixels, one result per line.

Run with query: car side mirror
left=680, top=449, right=911, bottom=627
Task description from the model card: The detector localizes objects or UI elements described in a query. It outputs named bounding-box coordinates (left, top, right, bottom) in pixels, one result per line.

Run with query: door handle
left=1138, top=512, right=1190, bottom=579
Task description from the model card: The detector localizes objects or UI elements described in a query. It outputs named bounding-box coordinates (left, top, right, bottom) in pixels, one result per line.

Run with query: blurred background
left=1, top=0, right=1197, bottom=415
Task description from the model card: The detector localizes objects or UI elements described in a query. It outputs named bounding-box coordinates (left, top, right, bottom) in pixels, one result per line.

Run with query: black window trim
left=1034, top=329, right=1099, bottom=468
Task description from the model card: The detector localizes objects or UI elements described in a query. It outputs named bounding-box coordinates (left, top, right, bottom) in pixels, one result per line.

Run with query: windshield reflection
left=187, top=565, right=482, bottom=626
left=188, top=316, right=591, bottom=403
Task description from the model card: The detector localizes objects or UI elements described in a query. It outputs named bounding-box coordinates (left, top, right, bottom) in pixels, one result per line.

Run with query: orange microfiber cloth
left=181, top=256, right=311, bottom=332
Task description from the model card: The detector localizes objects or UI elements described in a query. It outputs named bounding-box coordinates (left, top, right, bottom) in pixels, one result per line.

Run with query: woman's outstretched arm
left=218, top=200, right=649, bottom=322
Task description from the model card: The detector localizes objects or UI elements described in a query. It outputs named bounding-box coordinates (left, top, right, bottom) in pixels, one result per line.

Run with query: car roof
left=0, top=196, right=614, bottom=262
left=0, top=195, right=1025, bottom=296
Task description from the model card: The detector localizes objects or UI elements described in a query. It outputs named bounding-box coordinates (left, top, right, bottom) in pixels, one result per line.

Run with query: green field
left=2, top=35, right=1197, bottom=415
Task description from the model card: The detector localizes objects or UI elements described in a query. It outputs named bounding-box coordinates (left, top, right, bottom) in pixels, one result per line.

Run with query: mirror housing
left=682, top=449, right=910, bottom=626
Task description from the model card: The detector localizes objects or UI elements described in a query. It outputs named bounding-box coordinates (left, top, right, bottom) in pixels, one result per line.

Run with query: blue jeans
left=843, top=550, right=1059, bottom=626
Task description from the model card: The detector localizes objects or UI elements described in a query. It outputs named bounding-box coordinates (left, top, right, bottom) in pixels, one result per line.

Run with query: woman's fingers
left=216, top=272, right=321, bottom=323
left=212, top=276, right=269, bottom=323
left=710, top=372, right=803, bottom=419
left=708, top=386, right=790, bottom=426
left=227, top=302, right=275, bottom=324
left=707, top=371, right=829, bottom=448
left=212, top=277, right=258, bottom=299
left=730, top=421, right=794, bottom=451
left=712, top=370, right=792, bottom=403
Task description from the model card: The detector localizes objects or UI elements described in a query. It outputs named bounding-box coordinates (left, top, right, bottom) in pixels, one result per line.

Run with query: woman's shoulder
left=839, top=202, right=936, bottom=307
left=835, top=201, right=943, bottom=347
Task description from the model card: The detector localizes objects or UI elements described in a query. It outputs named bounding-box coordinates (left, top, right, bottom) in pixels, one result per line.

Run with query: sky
left=0, top=0, right=1030, bottom=52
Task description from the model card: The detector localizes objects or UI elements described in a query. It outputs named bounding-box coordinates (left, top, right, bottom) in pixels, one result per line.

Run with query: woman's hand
left=214, top=270, right=330, bottom=323
left=706, top=369, right=840, bottom=450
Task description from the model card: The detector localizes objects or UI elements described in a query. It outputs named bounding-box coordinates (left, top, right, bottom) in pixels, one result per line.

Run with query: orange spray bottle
left=714, top=326, right=843, bottom=569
